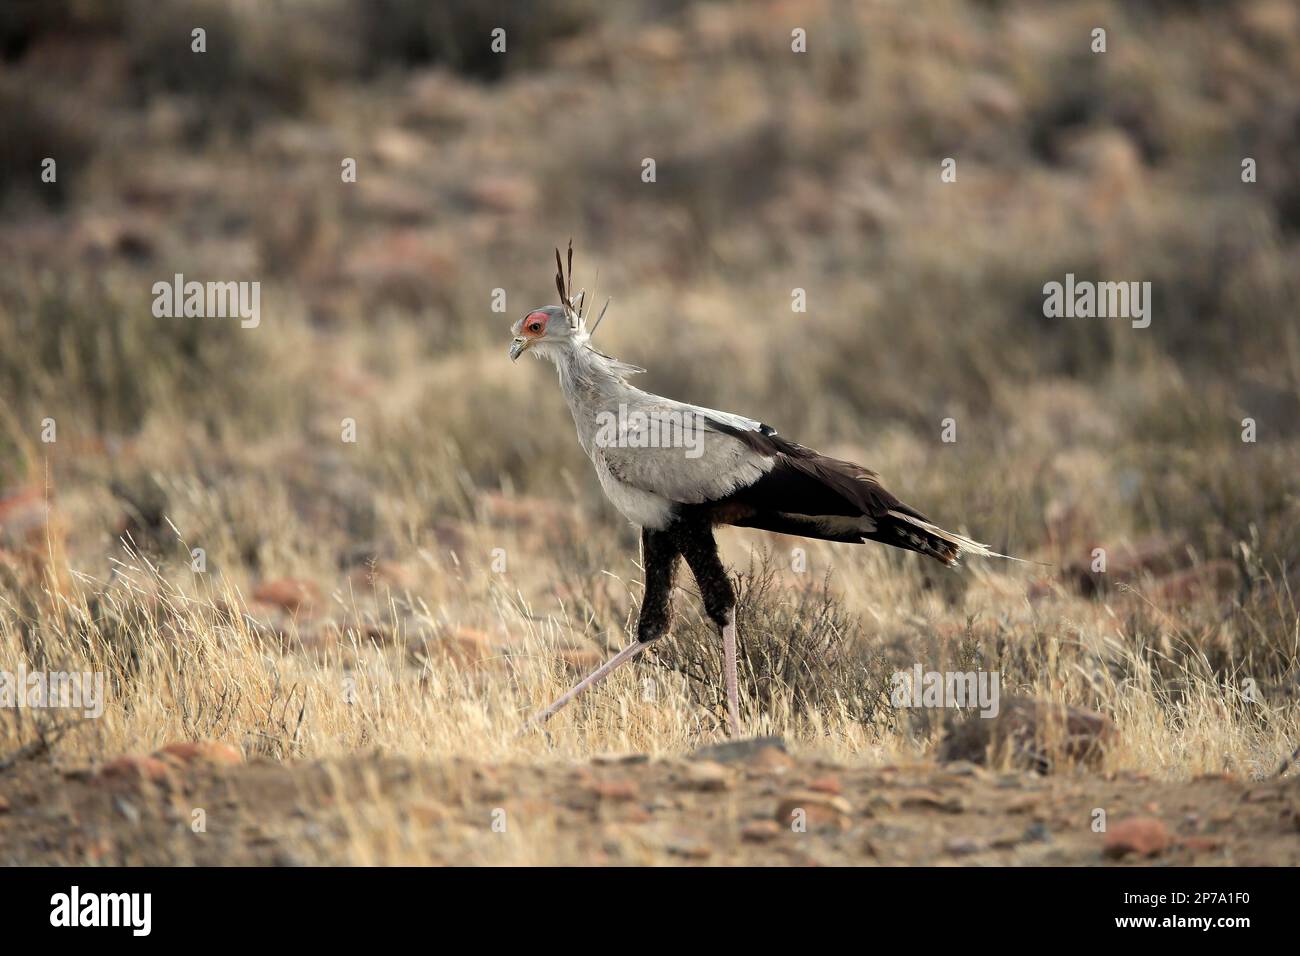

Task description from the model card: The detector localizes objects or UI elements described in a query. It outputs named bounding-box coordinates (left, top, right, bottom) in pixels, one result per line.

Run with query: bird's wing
left=593, top=396, right=778, bottom=505
left=696, top=417, right=1007, bottom=564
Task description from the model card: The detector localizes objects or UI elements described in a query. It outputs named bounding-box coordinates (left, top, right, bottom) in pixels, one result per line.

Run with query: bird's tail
left=876, top=509, right=1033, bottom=568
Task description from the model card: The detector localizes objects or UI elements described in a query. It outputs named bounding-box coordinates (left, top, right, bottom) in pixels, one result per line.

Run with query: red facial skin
left=521, top=311, right=549, bottom=338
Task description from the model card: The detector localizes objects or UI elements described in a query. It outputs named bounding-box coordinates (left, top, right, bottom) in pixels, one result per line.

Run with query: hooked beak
left=509, top=336, right=529, bottom=361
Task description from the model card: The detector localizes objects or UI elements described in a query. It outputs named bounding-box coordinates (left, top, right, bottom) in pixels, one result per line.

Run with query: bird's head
left=511, top=242, right=608, bottom=363
left=509, top=304, right=577, bottom=362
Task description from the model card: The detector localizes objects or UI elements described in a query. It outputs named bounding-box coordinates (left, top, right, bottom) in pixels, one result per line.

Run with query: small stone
left=899, top=789, right=966, bottom=814
left=1104, top=817, right=1170, bottom=859
left=1022, top=822, right=1052, bottom=843
left=252, top=578, right=319, bottom=614
left=588, top=778, right=639, bottom=802
left=1004, top=795, right=1043, bottom=814
left=98, top=755, right=172, bottom=786
left=808, top=775, right=842, bottom=795
left=864, top=793, right=894, bottom=815
left=591, top=752, right=649, bottom=766
left=665, top=836, right=712, bottom=860
left=114, top=797, right=141, bottom=824
left=693, top=735, right=787, bottom=764
left=680, top=760, right=732, bottom=792
left=775, top=791, right=853, bottom=831
left=1243, top=788, right=1281, bottom=804
left=620, top=806, right=653, bottom=824
left=156, top=741, right=243, bottom=767
left=741, top=820, right=781, bottom=843
left=944, top=837, right=984, bottom=856
left=749, top=747, right=796, bottom=772
left=1178, top=836, right=1224, bottom=853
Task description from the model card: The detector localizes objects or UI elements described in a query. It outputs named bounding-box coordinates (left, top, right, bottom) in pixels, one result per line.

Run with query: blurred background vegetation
left=0, top=0, right=1296, bottom=647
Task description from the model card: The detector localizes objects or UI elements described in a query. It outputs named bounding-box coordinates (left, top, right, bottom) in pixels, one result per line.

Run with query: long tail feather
left=884, top=510, right=1043, bottom=567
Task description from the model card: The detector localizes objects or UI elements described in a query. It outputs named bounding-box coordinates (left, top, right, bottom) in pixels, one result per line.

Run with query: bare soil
left=3, top=743, right=1297, bottom=866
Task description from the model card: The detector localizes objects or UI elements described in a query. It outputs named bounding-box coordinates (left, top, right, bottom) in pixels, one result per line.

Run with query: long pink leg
left=722, top=610, right=741, bottom=737
left=520, top=641, right=648, bottom=733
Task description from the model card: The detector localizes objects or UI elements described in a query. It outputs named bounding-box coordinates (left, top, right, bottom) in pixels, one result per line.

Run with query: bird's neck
left=544, top=342, right=637, bottom=456
left=552, top=341, right=630, bottom=396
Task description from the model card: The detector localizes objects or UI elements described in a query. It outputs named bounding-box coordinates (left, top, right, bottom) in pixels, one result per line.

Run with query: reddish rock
left=155, top=741, right=242, bottom=767
left=0, top=485, right=47, bottom=545
left=679, top=760, right=732, bottom=792
left=1153, top=561, right=1237, bottom=603
left=1104, top=817, right=1170, bottom=859
left=98, top=755, right=172, bottom=786
left=775, top=791, right=853, bottom=832
left=252, top=578, right=320, bottom=615
left=750, top=747, right=796, bottom=772
left=808, top=775, right=842, bottom=795
left=741, top=820, right=781, bottom=843
left=588, top=778, right=639, bottom=802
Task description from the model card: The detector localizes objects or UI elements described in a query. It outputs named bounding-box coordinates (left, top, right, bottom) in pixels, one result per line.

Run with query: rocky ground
left=2, top=738, right=1297, bottom=866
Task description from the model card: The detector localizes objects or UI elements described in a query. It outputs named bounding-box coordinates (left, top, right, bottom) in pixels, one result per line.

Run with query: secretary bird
left=512, top=244, right=1013, bottom=736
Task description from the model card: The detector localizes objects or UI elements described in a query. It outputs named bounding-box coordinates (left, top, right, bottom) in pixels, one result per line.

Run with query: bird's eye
left=528, top=322, right=542, bottom=333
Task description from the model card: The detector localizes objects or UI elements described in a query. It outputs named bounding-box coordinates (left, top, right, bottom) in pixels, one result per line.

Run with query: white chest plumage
left=592, top=451, right=676, bottom=529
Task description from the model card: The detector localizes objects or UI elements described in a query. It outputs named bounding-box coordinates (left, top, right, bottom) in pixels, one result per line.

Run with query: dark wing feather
left=704, top=419, right=927, bottom=523
left=700, top=418, right=971, bottom=564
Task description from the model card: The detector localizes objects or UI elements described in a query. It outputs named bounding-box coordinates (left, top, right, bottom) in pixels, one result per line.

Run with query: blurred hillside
left=2, top=0, right=1298, bottom=568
